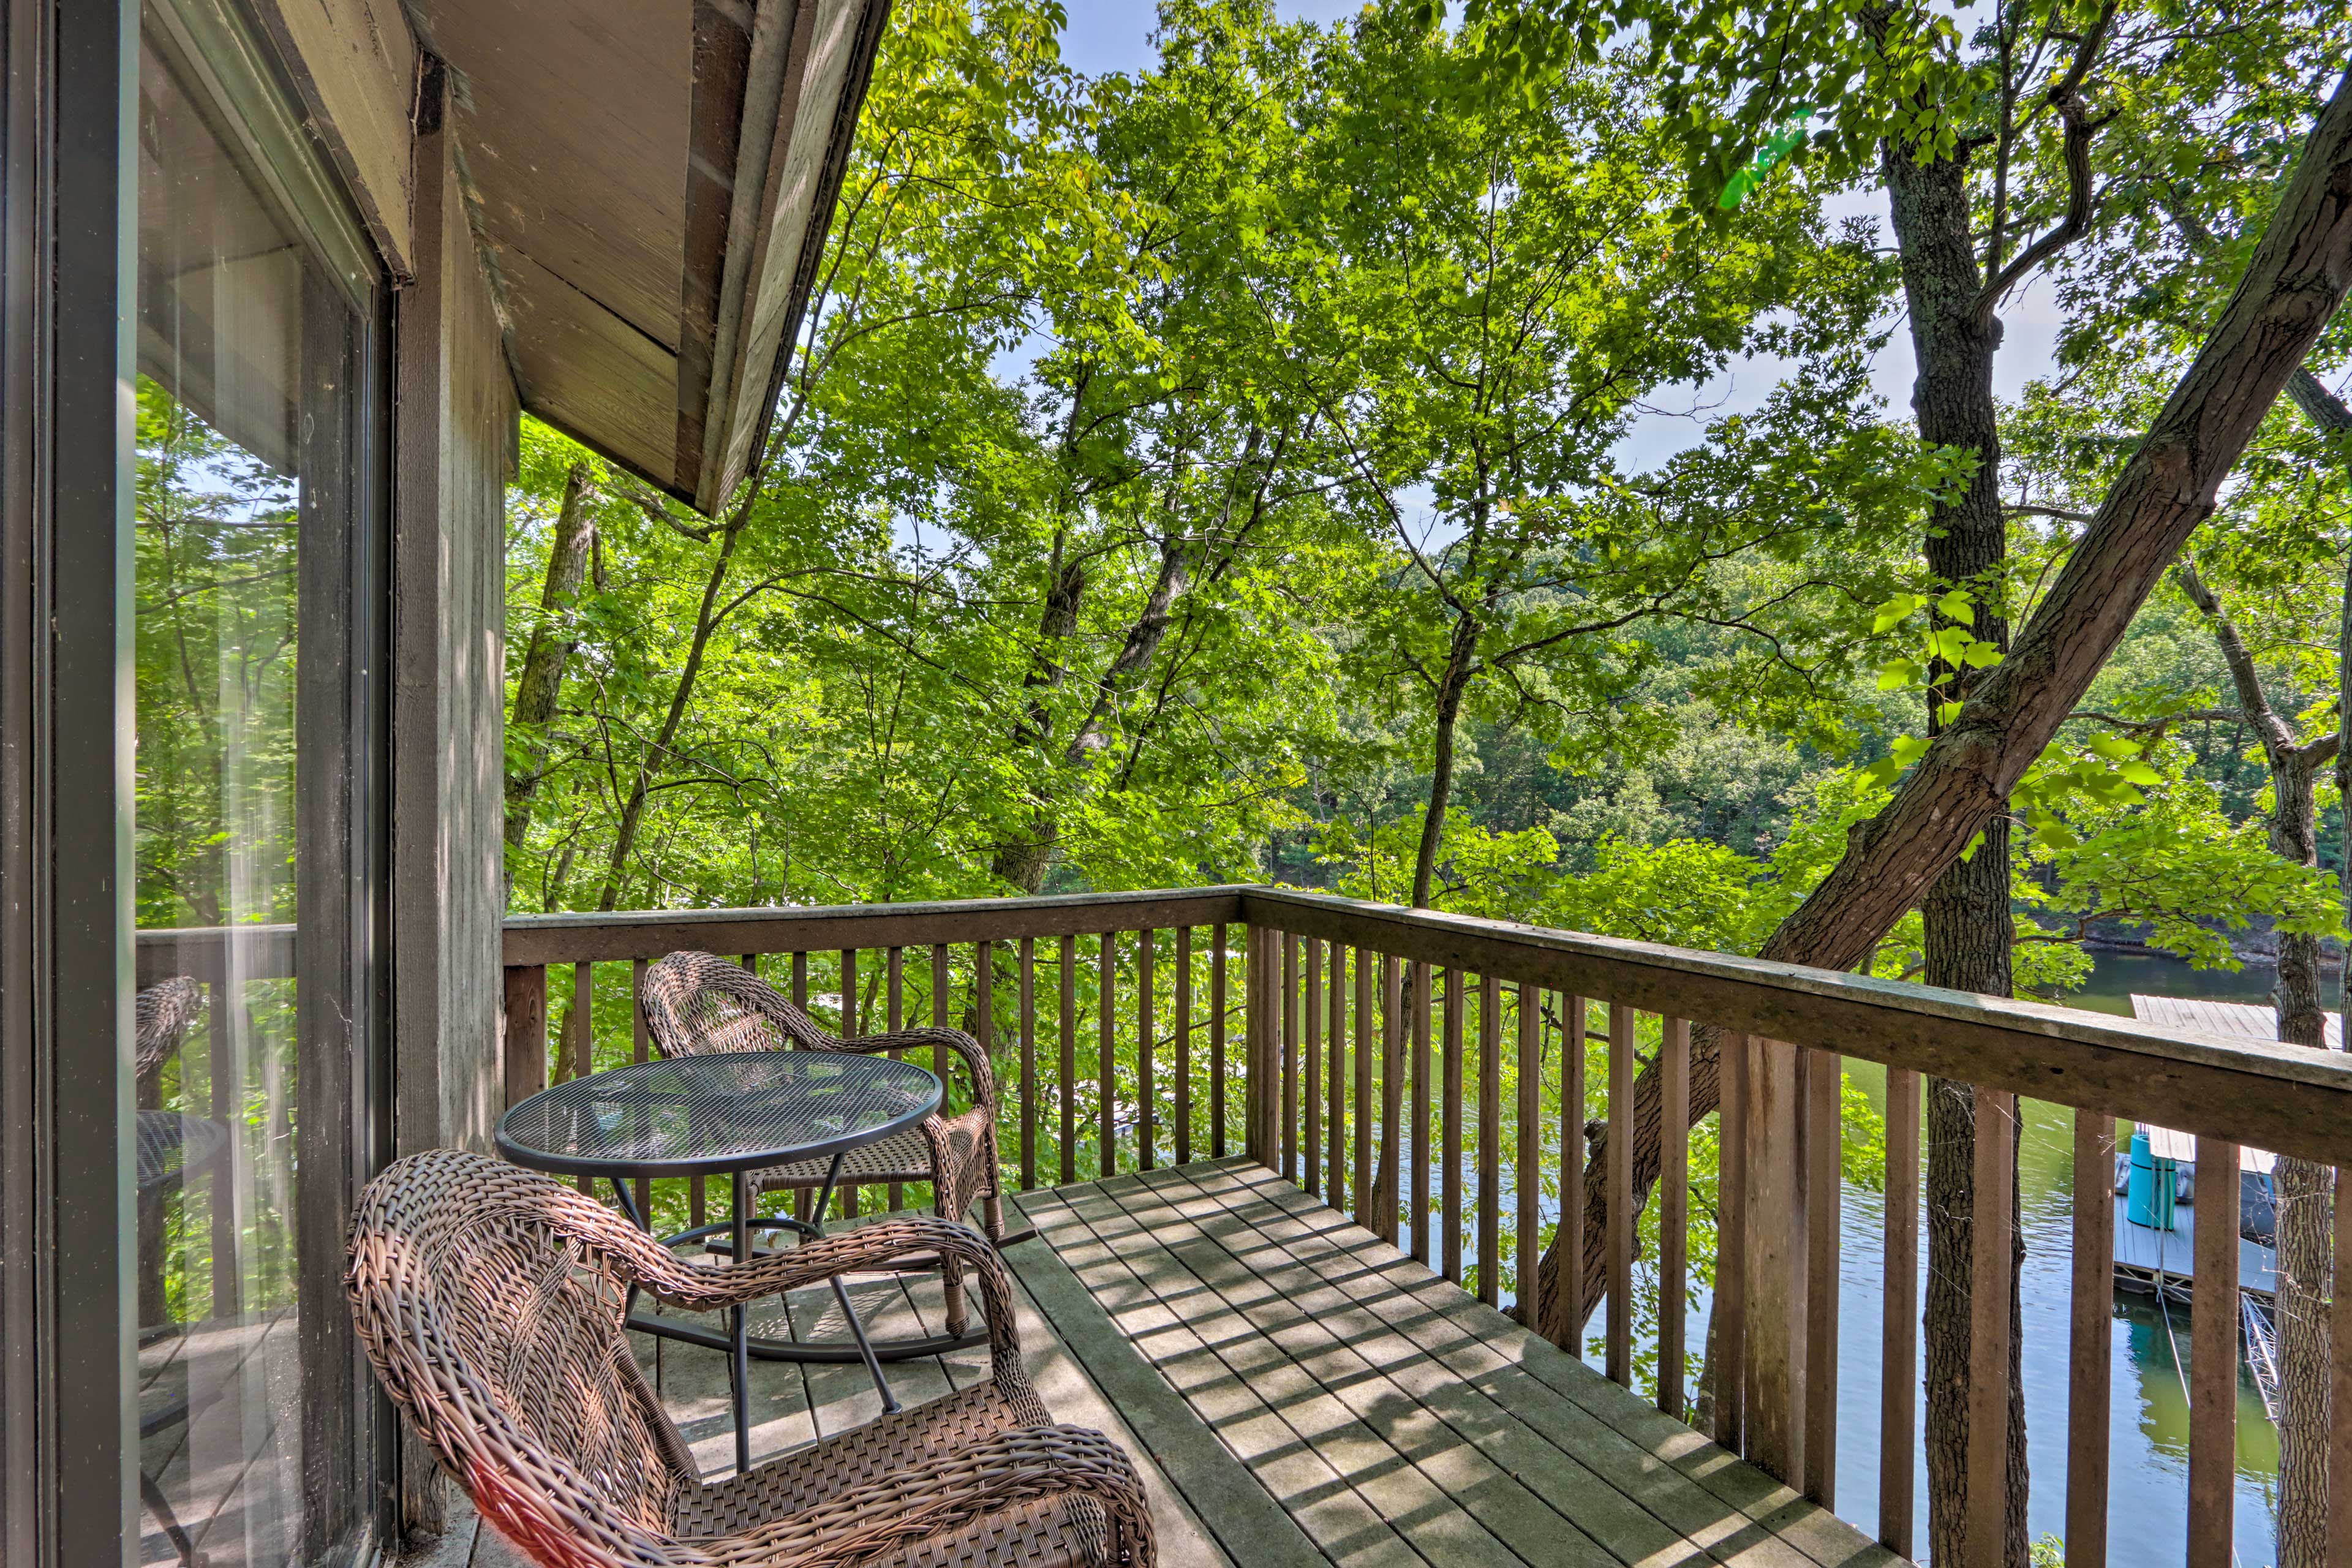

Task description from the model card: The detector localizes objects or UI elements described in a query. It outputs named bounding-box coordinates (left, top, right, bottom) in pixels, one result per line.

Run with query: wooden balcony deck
left=407, top=1156, right=1895, bottom=1568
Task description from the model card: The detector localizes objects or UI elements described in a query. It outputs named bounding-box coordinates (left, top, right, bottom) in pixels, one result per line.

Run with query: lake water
left=1508, top=949, right=2299, bottom=1564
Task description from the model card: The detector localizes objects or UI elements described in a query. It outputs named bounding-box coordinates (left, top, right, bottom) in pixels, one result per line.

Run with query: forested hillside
left=501, top=0, right=2343, bottom=997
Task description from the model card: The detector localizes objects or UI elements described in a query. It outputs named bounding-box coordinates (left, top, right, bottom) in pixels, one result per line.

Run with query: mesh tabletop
left=494, top=1051, right=941, bottom=1179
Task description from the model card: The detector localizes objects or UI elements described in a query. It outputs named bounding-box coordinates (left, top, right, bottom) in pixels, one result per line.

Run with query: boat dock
left=2111, top=1191, right=2277, bottom=1302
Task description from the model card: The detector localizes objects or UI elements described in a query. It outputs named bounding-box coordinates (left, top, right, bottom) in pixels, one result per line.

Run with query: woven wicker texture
left=132, top=977, right=225, bottom=1198
left=135, top=975, right=202, bottom=1088
left=347, top=1149, right=1154, bottom=1567
left=638, top=953, right=1002, bottom=1239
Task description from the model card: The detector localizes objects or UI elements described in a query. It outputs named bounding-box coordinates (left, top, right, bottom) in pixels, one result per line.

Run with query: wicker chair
left=134, top=974, right=218, bottom=1568
left=348, top=1148, right=1155, bottom=1568
left=639, top=952, right=1008, bottom=1331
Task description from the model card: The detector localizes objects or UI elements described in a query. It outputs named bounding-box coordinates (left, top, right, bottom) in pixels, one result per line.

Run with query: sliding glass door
left=129, top=1, right=389, bottom=1562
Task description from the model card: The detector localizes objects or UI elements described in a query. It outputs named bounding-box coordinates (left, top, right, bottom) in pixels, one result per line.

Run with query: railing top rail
left=135, top=924, right=298, bottom=986
left=1239, top=887, right=2352, bottom=1164
left=501, top=886, right=1249, bottom=967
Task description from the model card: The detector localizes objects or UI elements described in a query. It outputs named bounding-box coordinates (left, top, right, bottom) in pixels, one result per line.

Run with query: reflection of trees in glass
left=135, top=373, right=301, bottom=1318
left=135, top=373, right=298, bottom=930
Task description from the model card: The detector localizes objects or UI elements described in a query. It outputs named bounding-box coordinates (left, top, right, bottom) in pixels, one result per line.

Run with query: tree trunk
left=1534, top=57, right=2352, bottom=1357
left=1880, top=124, right=2034, bottom=1559
left=505, top=462, right=595, bottom=883
left=2182, top=559, right=2339, bottom=1567
left=992, top=552, right=1087, bottom=894
left=1411, top=616, right=1483, bottom=910
left=595, top=512, right=748, bottom=911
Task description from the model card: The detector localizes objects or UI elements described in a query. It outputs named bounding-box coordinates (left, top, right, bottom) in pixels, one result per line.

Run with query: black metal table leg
left=731, top=1170, right=752, bottom=1474
left=802, top=1152, right=898, bottom=1412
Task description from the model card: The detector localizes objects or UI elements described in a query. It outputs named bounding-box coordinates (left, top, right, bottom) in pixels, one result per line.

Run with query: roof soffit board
left=405, top=0, right=883, bottom=515
left=427, top=0, right=690, bottom=347
left=500, top=247, right=680, bottom=485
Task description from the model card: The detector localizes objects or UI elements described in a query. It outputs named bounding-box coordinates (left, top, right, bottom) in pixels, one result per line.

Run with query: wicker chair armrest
left=692, top=1423, right=1155, bottom=1568
left=830, top=1026, right=995, bottom=1110
left=608, top=1214, right=1019, bottom=1364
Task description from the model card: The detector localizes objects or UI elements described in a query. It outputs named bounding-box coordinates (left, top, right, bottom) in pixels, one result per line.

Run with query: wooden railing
left=503, top=886, right=2352, bottom=1568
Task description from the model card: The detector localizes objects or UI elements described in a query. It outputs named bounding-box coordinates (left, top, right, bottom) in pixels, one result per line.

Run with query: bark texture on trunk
left=1922, top=848, right=2029, bottom=1568
left=504, top=462, right=595, bottom=865
left=2182, top=559, right=2341, bottom=1567
left=1879, top=122, right=2034, bottom=1561
left=1534, top=60, right=2352, bottom=1353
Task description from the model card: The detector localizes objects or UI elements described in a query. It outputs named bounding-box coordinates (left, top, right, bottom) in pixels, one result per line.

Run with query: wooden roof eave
left=688, top=0, right=889, bottom=516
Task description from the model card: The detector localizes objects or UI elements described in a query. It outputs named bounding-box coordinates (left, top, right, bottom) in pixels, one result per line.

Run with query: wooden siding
left=394, top=95, right=516, bottom=1164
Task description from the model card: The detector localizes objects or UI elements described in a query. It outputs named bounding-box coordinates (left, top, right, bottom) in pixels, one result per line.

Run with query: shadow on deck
left=406, top=1156, right=1897, bottom=1567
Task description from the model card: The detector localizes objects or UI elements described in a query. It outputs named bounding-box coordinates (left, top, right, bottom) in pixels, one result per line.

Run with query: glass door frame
left=0, top=0, right=396, bottom=1561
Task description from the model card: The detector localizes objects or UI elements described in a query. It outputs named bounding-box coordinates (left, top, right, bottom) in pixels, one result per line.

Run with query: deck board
left=1017, top=1159, right=1902, bottom=1568
left=408, top=1161, right=1904, bottom=1568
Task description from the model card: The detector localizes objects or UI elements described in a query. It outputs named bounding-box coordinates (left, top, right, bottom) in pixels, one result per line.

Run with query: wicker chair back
left=346, top=1150, right=695, bottom=1559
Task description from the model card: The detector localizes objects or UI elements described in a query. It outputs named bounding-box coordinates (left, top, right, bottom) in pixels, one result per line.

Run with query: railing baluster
left=567, top=961, right=593, bottom=1194
left=1605, top=1002, right=1634, bottom=1386
left=1517, top=983, right=1542, bottom=1330
left=1478, top=973, right=1501, bottom=1308
left=1058, top=935, right=1077, bottom=1186
left=1303, top=940, right=1321, bottom=1196
left=1803, top=1047, right=1840, bottom=1506
left=2187, top=1130, right=2237, bottom=1568
left=1382, top=954, right=1403, bottom=1247
left=1657, top=1014, right=1689, bottom=1412
left=929, top=943, right=948, bottom=1115
left=888, top=948, right=905, bottom=1212
left=1354, top=947, right=1374, bottom=1229
left=928, top=944, right=948, bottom=1216
left=1175, top=927, right=1194, bottom=1166
left=1746, top=1037, right=1803, bottom=1479
left=2065, top=1104, right=2111, bottom=1568
left=1966, top=1087, right=2018, bottom=1568
left=1557, top=995, right=1585, bottom=1354
left=1139, top=930, right=1156, bottom=1172
left=1019, top=937, right=1037, bottom=1191
left=841, top=949, right=860, bottom=1218
left=974, top=938, right=993, bottom=1140
left=1881, top=1066, right=1920, bottom=1556
left=1716, top=1031, right=1748, bottom=1452
left=1281, top=933, right=1298, bottom=1183
left=631, top=957, right=650, bottom=1221
left=793, top=950, right=809, bottom=1012
left=570, top=960, right=594, bottom=1083
left=1211, top=923, right=1228, bottom=1159
left=1442, top=967, right=1464, bottom=1286
left=1411, top=960, right=1432, bottom=1265
left=1258, top=926, right=1281, bottom=1166
left=1099, top=932, right=1118, bottom=1178
left=503, top=963, right=549, bottom=1106
left=1327, top=943, right=1346, bottom=1211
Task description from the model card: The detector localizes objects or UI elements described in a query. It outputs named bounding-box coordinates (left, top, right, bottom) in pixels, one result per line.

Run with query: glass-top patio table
left=496, top=1050, right=942, bottom=1471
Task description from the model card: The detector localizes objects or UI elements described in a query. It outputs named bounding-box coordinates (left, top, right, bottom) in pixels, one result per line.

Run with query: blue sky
left=1038, top=5, right=2068, bottom=480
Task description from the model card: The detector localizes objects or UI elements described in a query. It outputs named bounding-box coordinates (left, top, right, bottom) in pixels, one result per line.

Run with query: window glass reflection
left=133, top=15, right=365, bottom=1564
